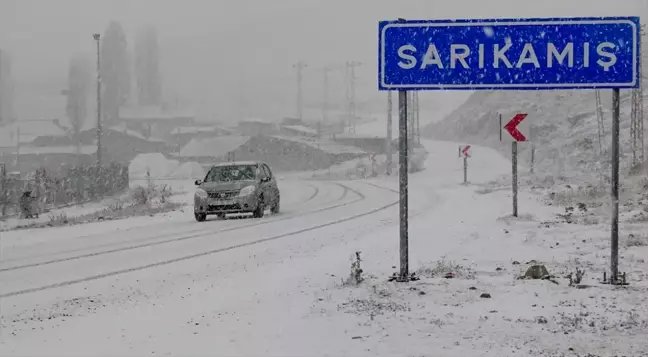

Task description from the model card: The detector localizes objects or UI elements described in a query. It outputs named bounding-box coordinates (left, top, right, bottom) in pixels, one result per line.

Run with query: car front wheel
left=195, top=212, right=207, bottom=222
left=253, top=196, right=265, bottom=218
left=270, top=196, right=280, bottom=214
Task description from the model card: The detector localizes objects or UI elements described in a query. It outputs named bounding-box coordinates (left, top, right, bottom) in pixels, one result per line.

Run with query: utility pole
left=93, top=33, right=102, bottom=167
left=14, top=126, right=20, bottom=170
left=322, top=66, right=333, bottom=123
left=293, top=61, right=307, bottom=121
left=345, top=61, right=361, bottom=133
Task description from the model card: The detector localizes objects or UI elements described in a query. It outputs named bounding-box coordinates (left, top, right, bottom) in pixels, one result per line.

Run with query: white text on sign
left=397, top=42, right=618, bottom=72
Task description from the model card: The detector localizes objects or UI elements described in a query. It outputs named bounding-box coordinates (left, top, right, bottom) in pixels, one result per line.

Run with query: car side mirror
left=194, top=179, right=202, bottom=186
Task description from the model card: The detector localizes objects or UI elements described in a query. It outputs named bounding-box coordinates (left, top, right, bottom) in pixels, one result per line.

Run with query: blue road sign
left=378, top=17, right=641, bottom=91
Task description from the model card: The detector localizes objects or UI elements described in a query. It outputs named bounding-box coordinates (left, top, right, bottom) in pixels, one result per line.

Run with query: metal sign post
left=512, top=141, right=518, bottom=217
left=610, top=88, right=621, bottom=284
left=530, top=125, right=536, bottom=174
left=504, top=113, right=528, bottom=217
left=463, top=156, right=468, bottom=184
left=398, top=90, right=409, bottom=281
left=0, top=162, right=3, bottom=342
left=386, top=91, right=393, bottom=175
left=460, top=145, right=471, bottom=184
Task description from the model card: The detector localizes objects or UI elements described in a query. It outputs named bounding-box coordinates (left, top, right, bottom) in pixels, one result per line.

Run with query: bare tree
left=66, top=54, right=92, bottom=149
left=101, top=21, right=131, bottom=123
left=134, top=26, right=162, bottom=106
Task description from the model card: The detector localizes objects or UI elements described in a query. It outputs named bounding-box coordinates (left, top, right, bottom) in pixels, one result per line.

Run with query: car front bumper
left=194, top=194, right=259, bottom=214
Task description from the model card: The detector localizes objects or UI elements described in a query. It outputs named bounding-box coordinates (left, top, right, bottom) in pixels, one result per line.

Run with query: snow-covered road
left=2, top=139, right=644, bottom=356
left=0, top=140, right=506, bottom=355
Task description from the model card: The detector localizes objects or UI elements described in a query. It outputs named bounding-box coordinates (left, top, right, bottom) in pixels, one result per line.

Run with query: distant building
left=237, top=118, right=278, bottom=136
left=0, top=49, right=14, bottom=126
left=117, top=105, right=195, bottom=138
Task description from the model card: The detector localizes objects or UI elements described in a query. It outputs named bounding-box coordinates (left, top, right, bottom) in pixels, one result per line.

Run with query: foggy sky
left=0, top=0, right=645, bottom=122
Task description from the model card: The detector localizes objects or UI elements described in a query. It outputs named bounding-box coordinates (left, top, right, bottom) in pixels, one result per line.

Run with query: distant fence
left=0, top=162, right=129, bottom=218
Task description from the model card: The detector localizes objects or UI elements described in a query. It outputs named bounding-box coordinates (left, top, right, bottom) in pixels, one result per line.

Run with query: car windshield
left=204, top=165, right=257, bottom=182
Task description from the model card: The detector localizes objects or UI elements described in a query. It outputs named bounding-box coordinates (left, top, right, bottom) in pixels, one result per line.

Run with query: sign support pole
left=1, top=163, right=6, bottom=217
left=512, top=141, right=518, bottom=217
left=499, top=113, right=503, bottom=142
left=530, top=125, right=535, bottom=174
left=0, top=164, right=3, bottom=342
left=398, top=90, right=409, bottom=281
left=610, top=88, right=621, bottom=284
left=463, top=155, right=468, bottom=184
left=386, top=91, right=393, bottom=175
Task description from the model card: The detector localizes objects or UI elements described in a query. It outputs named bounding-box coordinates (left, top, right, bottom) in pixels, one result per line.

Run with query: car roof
left=210, top=161, right=263, bottom=168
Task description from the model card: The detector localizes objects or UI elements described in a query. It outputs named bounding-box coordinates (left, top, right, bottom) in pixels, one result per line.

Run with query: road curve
left=0, top=179, right=398, bottom=301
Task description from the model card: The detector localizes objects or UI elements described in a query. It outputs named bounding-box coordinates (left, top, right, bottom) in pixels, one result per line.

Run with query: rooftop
left=170, top=126, right=218, bottom=135
left=272, top=135, right=366, bottom=155
left=13, top=145, right=97, bottom=155
left=107, top=123, right=166, bottom=142
left=283, top=125, right=318, bottom=135
left=118, top=105, right=196, bottom=121
left=178, top=135, right=250, bottom=158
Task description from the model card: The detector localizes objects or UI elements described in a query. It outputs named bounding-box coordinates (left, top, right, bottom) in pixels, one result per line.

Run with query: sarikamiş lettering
left=396, top=41, right=618, bottom=72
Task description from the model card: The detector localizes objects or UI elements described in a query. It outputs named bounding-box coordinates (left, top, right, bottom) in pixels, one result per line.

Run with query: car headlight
left=238, top=185, right=256, bottom=197
left=195, top=188, right=208, bottom=199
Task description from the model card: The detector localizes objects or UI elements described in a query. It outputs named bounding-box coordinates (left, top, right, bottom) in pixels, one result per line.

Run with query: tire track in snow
left=0, top=182, right=351, bottom=273
left=0, top=182, right=399, bottom=298
left=0, top=181, right=329, bottom=267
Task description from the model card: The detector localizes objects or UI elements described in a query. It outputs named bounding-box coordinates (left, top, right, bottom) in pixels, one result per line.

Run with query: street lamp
left=93, top=33, right=102, bottom=167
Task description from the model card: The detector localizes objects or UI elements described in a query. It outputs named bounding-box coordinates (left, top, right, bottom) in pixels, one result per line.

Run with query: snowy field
left=0, top=140, right=647, bottom=356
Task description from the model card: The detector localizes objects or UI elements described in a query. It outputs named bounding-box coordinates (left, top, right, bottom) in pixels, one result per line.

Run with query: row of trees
left=65, top=22, right=162, bottom=136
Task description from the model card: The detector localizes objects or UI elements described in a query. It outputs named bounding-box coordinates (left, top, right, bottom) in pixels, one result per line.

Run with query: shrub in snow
left=567, top=268, right=585, bottom=286
left=161, top=185, right=172, bottom=203
left=343, top=251, right=364, bottom=286
left=48, top=212, right=69, bottom=225
left=417, top=258, right=475, bottom=279
left=16, top=200, right=185, bottom=230
left=130, top=183, right=172, bottom=206
left=132, top=186, right=152, bottom=205
left=626, top=233, right=647, bottom=247
left=106, top=200, right=124, bottom=211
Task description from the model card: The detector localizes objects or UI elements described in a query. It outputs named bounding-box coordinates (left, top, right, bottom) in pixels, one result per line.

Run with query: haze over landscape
left=0, top=0, right=644, bottom=123
left=1, top=1, right=648, bottom=356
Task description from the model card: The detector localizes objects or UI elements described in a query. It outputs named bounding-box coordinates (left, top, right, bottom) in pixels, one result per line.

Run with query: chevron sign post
left=504, top=113, right=529, bottom=217
left=459, top=145, right=471, bottom=184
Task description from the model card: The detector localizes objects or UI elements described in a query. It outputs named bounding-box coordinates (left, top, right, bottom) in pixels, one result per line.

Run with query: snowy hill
left=422, top=89, right=646, bottom=183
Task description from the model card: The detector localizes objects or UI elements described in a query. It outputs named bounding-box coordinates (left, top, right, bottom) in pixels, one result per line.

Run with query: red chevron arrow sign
left=504, top=113, right=528, bottom=142
left=461, top=145, right=471, bottom=158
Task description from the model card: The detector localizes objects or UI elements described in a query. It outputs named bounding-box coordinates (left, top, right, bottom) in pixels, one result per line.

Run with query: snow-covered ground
left=0, top=153, right=204, bottom=232
left=0, top=179, right=192, bottom=232
left=0, top=140, right=646, bottom=356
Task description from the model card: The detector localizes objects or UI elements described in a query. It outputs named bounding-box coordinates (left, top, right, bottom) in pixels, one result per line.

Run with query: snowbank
left=129, top=153, right=178, bottom=180
left=169, top=162, right=205, bottom=180
left=128, top=153, right=180, bottom=188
